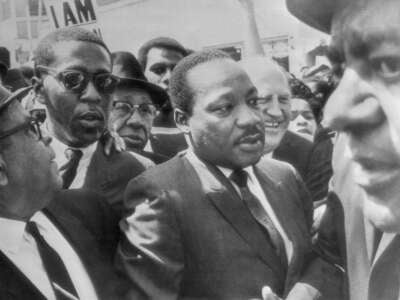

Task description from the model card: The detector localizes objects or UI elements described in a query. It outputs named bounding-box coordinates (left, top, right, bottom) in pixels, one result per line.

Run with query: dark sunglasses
left=36, top=65, right=120, bottom=94
left=0, top=117, right=42, bottom=141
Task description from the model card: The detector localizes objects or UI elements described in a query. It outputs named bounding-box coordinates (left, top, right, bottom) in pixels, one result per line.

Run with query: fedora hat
left=111, top=51, right=169, bottom=107
left=286, top=0, right=344, bottom=33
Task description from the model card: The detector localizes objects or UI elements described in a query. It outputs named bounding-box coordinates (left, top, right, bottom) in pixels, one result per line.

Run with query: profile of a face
left=324, top=0, right=400, bottom=232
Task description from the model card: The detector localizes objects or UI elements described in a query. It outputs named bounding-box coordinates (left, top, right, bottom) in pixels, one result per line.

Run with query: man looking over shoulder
left=0, top=86, right=137, bottom=299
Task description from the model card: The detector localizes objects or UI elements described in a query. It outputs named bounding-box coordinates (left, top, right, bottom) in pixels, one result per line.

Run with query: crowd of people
left=0, top=0, right=398, bottom=299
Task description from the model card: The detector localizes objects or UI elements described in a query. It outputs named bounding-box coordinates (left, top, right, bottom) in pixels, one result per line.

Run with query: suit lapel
left=253, top=167, right=307, bottom=284
left=368, top=234, right=400, bottom=300
left=42, top=208, right=107, bottom=297
left=199, top=161, right=285, bottom=278
left=0, top=251, right=46, bottom=299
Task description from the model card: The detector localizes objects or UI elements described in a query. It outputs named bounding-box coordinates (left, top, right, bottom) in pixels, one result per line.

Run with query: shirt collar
left=0, top=217, right=27, bottom=253
left=50, top=133, right=98, bottom=166
left=185, top=147, right=255, bottom=183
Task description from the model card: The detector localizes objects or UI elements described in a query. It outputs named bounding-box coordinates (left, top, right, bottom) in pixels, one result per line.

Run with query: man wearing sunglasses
left=0, top=85, right=138, bottom=299
left=32, top=27, right=146, bottom=216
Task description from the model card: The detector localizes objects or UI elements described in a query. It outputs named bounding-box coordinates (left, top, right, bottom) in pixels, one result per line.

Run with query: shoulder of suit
left=257, top=156, right=298, bottom=180
left=126, top=155, right=188, bottom=190
left=49, top=189, right=108, bottom=216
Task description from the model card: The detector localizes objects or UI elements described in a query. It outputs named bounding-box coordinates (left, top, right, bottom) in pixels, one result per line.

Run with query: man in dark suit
left=31, top=27, right=145, bottom=216
left=286, top=0, right=400, bottom=299
left=116, top=50, right=342, bottom=299
left=0, top=85, right=139, bottom=299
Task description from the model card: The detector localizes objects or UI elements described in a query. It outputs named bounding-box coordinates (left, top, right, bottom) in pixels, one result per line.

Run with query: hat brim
left=286, top=0, right=338, bottom=33
left=116, top=77, right=169, bottom=107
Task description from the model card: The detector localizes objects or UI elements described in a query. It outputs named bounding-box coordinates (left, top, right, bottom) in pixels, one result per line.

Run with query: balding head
left=240, top=56, right=291, bottom=154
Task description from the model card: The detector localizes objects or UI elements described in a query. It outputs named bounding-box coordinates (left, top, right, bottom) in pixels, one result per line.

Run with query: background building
left=0, top=0, right=328, bottom=75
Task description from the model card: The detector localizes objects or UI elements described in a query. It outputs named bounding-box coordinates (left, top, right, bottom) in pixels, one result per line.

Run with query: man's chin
left=123, top=137, right=146, bottom=151
left=363, top=195, right=400, bottom=233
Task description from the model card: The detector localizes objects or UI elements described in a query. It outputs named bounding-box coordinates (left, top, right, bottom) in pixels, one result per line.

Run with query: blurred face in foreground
left=324, top=0, right=400, bottom=232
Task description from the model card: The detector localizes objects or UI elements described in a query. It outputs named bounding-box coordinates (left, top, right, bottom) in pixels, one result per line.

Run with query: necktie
left=59, top=149, right=83, bottom=189
left=230, top=169, right=288, bottom=266
left=26, top=221, right=79, bottom=300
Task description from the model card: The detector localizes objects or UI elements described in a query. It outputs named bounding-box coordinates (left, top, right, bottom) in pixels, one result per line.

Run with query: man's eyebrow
left=246, top=87, right=258, bottom=98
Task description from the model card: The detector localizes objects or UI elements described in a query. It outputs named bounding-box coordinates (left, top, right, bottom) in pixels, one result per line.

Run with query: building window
left=15, top=0, right=27, bottom=17
left=0, top=0, right=11, bottom=21
left=16, top=21, right=28, bottom=38
left=30, top=20, right=38, bottom=38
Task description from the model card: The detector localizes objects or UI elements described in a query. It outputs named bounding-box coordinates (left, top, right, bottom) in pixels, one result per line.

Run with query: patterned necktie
left=59, top=149, right=83, bottom=189
left=230, top=169, right=288, bottom=266
left=26, top=221, right=79, bottom=300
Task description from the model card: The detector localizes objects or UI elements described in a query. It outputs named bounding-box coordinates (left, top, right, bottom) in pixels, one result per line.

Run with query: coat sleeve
left=115, top=175, right=184, bottom=300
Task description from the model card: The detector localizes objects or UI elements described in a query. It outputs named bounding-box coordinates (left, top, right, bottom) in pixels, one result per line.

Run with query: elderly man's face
left=144, top=48, right=184, bottom=92
left=185, top=59, right=265, bottom=169
left=109, top=87, right=156, bottom=150
left=0, top=101, right=61, bottom=220
left=246, top=66, right=291, bottom=154
left=38, top=41, right=113, bottom=148
left=324, top=0, right=400, bottom=232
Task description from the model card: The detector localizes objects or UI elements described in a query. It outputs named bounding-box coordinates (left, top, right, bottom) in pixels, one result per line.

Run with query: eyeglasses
left=290, top=110, right=315, bottom=121
left=36, top=65, right=120, bottom=94
left=112, top=101, right=156, bottom=118
left=0, top=117, right=42, bottom=141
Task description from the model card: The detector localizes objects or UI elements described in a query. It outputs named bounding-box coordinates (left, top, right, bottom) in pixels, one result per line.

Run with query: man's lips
left=264, top=121, right=281, bottom=129
left=236, top=131, right=264, bottom=151
left=77, top=111, right=104, bottom=122
left=352, top=154, right=400, bottom=193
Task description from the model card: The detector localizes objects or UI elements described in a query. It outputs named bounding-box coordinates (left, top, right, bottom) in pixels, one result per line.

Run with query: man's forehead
left=331, top=0, right=400, bottom=55
left=188, top=59, right=250, bottom=91
left=50, top=40, right=111, bottom=70
left=147, top=47, right=184, bottom=64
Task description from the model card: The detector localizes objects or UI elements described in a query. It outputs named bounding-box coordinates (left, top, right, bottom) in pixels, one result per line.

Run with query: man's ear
left=0, top=155, right=8, bottom=186
left=174, top=108, right=190, bottom=134
left=31, top=76, right=45, bottom=104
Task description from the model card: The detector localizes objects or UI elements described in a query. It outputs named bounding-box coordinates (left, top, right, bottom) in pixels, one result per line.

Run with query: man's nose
left=126, top=109, right=143, bottom=125
left=323, top=68, right=382, bottom=131
left=161, top=69, right=172, bottom=86
left=80, top=81, right=102, bottom=103
left=265, top=97, right=283, bottom=118
left=237, top=104, right=263, bottom=127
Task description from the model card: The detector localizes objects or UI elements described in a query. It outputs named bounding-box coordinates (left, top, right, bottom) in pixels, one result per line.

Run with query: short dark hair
left=33, top=27, right=110, bottom=69
left=169, top=49, right=231, bottom=115
left=138, top=37, right=187, bottom=70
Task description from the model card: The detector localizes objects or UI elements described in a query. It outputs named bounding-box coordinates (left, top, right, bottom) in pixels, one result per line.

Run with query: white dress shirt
left=185, top=149, right=293, bottom=263
left=0, top=213, right=98, bottom=300
left=51, top=136, right=98, bottom=189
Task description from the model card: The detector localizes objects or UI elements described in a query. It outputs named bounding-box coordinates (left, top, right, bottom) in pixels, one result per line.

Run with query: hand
left=103, top=127, right=126, bottom=156
left=262, top=286, right=282, bottom=300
